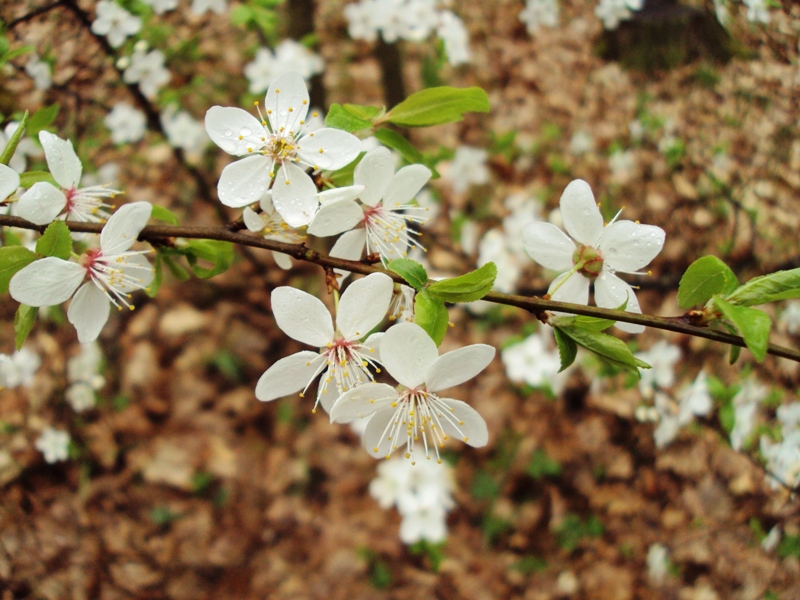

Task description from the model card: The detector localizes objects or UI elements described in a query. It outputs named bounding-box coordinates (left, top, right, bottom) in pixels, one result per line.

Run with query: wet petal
left=9, top=257, right=85, bottom=306
left=329, top=382, right=397, bottom=422
left=68, top=282, right=111, bottom=343
left=330, top=228, right=366, bottom=283
left=242, top=206, right=265, bottom=232
left=271, top=285, right=334, bottom=346
left=272, top=250, right=292, bottom=270
left=296, top=128, right=361, bottom=171
left=100, top=201, right=152, bottom=255
left=548, top=271, right=590, bottom=305
left=0, top=163, right=19, bottom=200
left=116, top=253, right=154, bottom=293
left=384, top=164, right=431, bottom=207
left=426, top=344, right=495, bottom=393
left=560, top=179, right=603, bottom=246
left=318, top=184, right=364, bottom=205
left=336, top=272, right=394, bottom=340
left=362, top=331, right=384, bottom=362
left=438, top=398, right=489, bottom=447
left=522, top=221, right=575, bottom=271
left=363, top=405, right=404, bottom=459
left=380, top=322, right=438, bottom=388
left=354, top=146, right=394, bottom=207
left=255, top=351, right=324, bottom=401
left=307, top=199, right=363, bottom=237
left=204, top=106, right=266, bottom=156
left=217, top=154, right=273, bottom=208
left=599, top=220, right=665, bottom=273
left=265, top=72, right=310, bottom=132
left=595, top=271, right=644, bottom=334
left=16, top=182, right=66, bottom=225
left=272, top=162, right=319, bottom=227
left=39, top=131, right=82, bottom=189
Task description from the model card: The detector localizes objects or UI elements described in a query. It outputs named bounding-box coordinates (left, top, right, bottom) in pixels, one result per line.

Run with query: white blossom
left=0, top=122, right=43, bottom=174
left=478, top=229, right=522, bottom=294
left=123, top=48, right=170, bottom=99
left=646, top=543, right=670, bottom=583
left=190, top=0, right=227, bottom=14
left=343, top=0, right=381, bottom=42
left=244, top=40, right=324, bottom=95
left=762, top=525, right=782, bottom=552
left=65, top=342, right=105, bottom=412
left=743, top=0, right=770, bottom=24
left=760, top=432, right=800, bottom=490
left=142, top=0, right=178, bottom=14
left=501, top=327, right=566, bottom=394
left=160, top=106, right=209, bottom=159
left=777, top=402, right=800, bottom=434
left=730, top=378, right=768, bottom=451
left=25, top=55, right=52, bottom=91
left=35, top=427, right=70, bottom=463
left=0, top=347, right=41, bottom=389
left=635, top=340, right=681, bottom=398
left=595, top=0, right=643, bottom=30
left=569, top=130, right=594, bottom=156
left=446, top=146, right=490, bottom=194
left=242, top=190, right=307, bottom=269
left=608, top=148, right=636, bottom=184
left=91, top=1, right=142, bottom=48
left=712, top=0, right=728, bottom=25
left=0, top=163, right=20, bottom=202
left=519, top=0, right=560, bottom=34
left=437, top=11, right=471, bottom=66
left=779, top=301, right=800, bottom=335
left=104, top=103, right=147, bottom=144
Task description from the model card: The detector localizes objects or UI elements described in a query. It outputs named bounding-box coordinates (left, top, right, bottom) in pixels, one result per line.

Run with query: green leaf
left=0, top=246, right=36, bottom=294
left=413, top=289, right=449, bottom=346
left=553, top=327, right=578, bottom=372
left=720, top=321, right=742, bottom=365
left=325, top=103, right=381, bottom=133
left=35, top=221, right=72, bottom=260
left=525, top=448, right=562, bottom=479
left=150, top=204, right=179, bottom=225
left=26, top=104, right=60, bottom=137
left=184, top=239, right=234, bottom=279
left=713, top=296, right=771, bottom=362
left=551, top=314, right=615, bottom=332
left=18, top=171, right=58, bottom=188
left=427, top=262, right=497, bottom=303
left=372, top=128, right=440, bottom=178
left=14, top=304, right=37, bottom=350
left=387, top=258, right=428, bottom=290
left=163, top=255, right=190, bottom=280
left=557, top=325, right=649, bottom=376
left=725, top=268, right=800, bottom=307
left=0, top=111, right=27, bottom=166
left=384, top=86, right=490, bottom=127
left=677, top=255, right=738, bottom=309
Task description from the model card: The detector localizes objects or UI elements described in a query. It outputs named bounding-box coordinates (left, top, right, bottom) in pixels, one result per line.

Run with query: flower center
left=312, top=337, right=380, bottom=412
left=267, top=132, right=297, bottom=163
left=572, top=244, right=604, bottom=279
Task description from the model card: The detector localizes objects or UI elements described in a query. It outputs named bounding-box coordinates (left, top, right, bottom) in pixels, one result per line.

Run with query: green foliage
left=36, top=222, right=72, bottom=260
left=470, top=470, right=501, bottom=501
left=357, top=548, right=393, bottom=589
left=556, top=514, right=604, bottom=552
left=0, top=246, right=36, bottom=294
left=553, top=327, right=578, bottom=372
left=191, top=471, right=215, bottom=494
left=325, top=103, right=382, bottom=133
left=677, top=255, right=738, bottom=309
left=0, top=111, right=28, bottom=166
left=427, top=262, right=497, bottom=303
left=26, top=104, right=60, bottom=138
left=726, top=268, right=800, bottom=307
left=777, top=534, right=800, bottom=559
left=413, top=289, right=449, bottom=346
left=150, top=205, right=179, bottom=225
left=372, top=128, right=439, bottom=178
left=713, top=297, right=771, bottom=362
left=111, top=394, right=131, bottom=411
left=210, top=350, right=242, bottom=382
left=150, top=506, right=182, bottom=526
left=482, top=515, right=512, bottom=545
left=229, top=0, right=285, bottom=42
left=183, top=239, right=235, bottom=279
left=718, top=397, right=735, bottom=434
left=511, top=556, right=548, bottom=575
left=18, top=171, right=58, bottom=188
left=408, top=541, right=445, bottom=572
left=14, top=304, right=37, bottom=350
left=387, top=258, right=428, bottom=290
left=525, top=448, right=562, bottom=480
left=553, top=324, right=650, bottom=377
left=0, top=31, right=33, bottom=69
left=383, top=86, right=490, bottom=127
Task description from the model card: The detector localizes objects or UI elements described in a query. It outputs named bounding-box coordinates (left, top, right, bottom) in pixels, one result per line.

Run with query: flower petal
left=354, top=146, right=394, bottom=207
left=242, top=206, right=264, bottom=232
left=380, top=322, right=438, bottom=389
left=39, top=131, right=82, bottom=189
left=363, top=405, right=403, bottom=459
left=116, top=252, right=154, bottom=293
left=560, top=179, right=603, bottom=246
left=255, top=350, right=324, bottom=401
left=548, top=271, right=590, bottom=305
left=522, top=221, right=576, bottom=271
left=16, top=182, right=67, bottom=225
left=330, top=228, right=366, bottom=283
left=598, top=220, right=665, bottom=273
left=384, top=164, right=432, bottom=207
left=217, top=154, right=273, bottom=208
left=265, top=72, right=309, bottom=132
left=362, top=331, right=383, bottom=362
left=438, top=398, right=489, bottom=447
left=68, top=282, right=111, bottom=343
left=272, top=251, right=292, bottom=270
left=296, top=128, right=361, bottom=171
left=425, top=344, right=495, bottom=393
left=272, top=162, right=319, bottom=227
left=9, top=257, right=85, bottom=306
left=0, top=163, right=20, bottom=200
left=307, top=198, right=363, bottom=237
left=336, top=272, right=394, bottom=339
left=594, top=271, right=644, bottom=333
left=318, top=184, right=364, bottom=206
left=204, top=106, right=266, bottom=156
left=271, top=286, right=334, bottom=346
left=329, top=382, right=397, bottom=422
left=100, top=201, right=152, bottom=255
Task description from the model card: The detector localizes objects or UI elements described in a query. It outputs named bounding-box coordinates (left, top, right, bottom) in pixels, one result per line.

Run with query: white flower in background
left=609, top=148, right=636, bottom=184
left=65, top=342, right=105, bottom=412
left=569, top=130, right=595, bottom=156
left=160, top=106, right=209, bottom=159
left=628, top=119, right=646, bottom=142
left=343, top=0, right=381, bottom=42
left=330, top=322, right=494, bottom=462
left=398, top=494, right=448, bottom=543
left=25, top=55, right=52, bottom=91
left=760, top=432, right=800, bottom=490
left=0, top=347, right=41, bottom=389
left=437, top=11, right=471, bottom=66
left=123, top=47, right=170, bottom=99
left=35, top=427, right=70, bottom=463
left=255, top=273, right=393, bottom=412
left=205, top=72, right=361, bottom=226
left=522, top=179, right=665, bottom=333
left=16, top=131, right=120, bottom=226
left=780, top=301, right=800, bottom=334
left=646, top=544, right=670, bottom=583
left=762, top=525, right=782, bottom=552
left=653, top=392, right=682, bottom=448
left=0, top=122, right=43, bottom=174
left=0, top=163, right=20, bottom=202
left=142, top=0, right=178, bottom=14
left=777, top=402, right=800, bottom=434
left=310, top=146, right=432, bottom=267
left=91, top=1, right=142, bottom=48
left=242, top=190, right=308, bottom=269
left=502, top=327, right=567, bottom=395
left=651, top=372, right=712, bottom=448
left=743, top=0, right=769, bottom=24
left=635, top=340, right=681, bottom=398
left=519, top=0, right=560, bottom=33
left=190, top=0, right=227, bottom=14
left=730, top=378, right=768, bottom=451
left=414, top=189, right=440, bottom=224
left=244, top=40, right=324, bottom=94
left=503, top=193, right=542, bottom=258
left=595, top=0, right=644, bottom=30
left=10, top=202, right=154, bottom=343
left=446, top=146, right=490, bottom=194
left=388, top=284, right=416, bottom=322
left=82, top=163, right=121, bottom=189
left=712, top=0, right=728, bottom=25
left=677, top=370, right=712, bottom=423
left=104, top=103, right=147, bottom=144
left=478, top=229, right=522, bottom=293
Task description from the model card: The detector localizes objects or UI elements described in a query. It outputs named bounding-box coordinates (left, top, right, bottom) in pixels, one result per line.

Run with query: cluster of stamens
left=363, top=203, right=430, bottom=261
left=81, top=248, right=152, bottom=312
left=64, top=184, right=119, bottom=223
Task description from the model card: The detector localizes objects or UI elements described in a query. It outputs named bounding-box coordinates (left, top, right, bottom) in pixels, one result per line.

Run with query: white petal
left=560, top=179, right=603, bottom=246
left=522, top=221, right=576, bottom=271
left=265, top=72, right=310, bottom=132
left=438, top=398, right=489, bottom=447
left=363, top=405, right=403, bottom=458
left=330, top=228, right=366, bottom=283
left=9, top=257, right=85, bottom=306
left=354, top=146, right=394, bottom=207
left=0, top=163, right=20, bottom=200
left=16, top=183, right=66, bottom=225
left=272, top=251, right=293, bottom=270
left=271, top=286, right=334, bottom=346
left=598, top=221, right=665, bottom=273
left=259, top=190, right=275, bottom=213
left=204, top=106, right=266, bottom=156
left=242, top=206, right=264, bottom=232
left=307, top=199, right=363, bottom=237
left=39, top=131, right=82, bottom=189
left=329, top=382, right=397, bottom=422
left=217, top=154, right=273, bottom=208
left=549, top=271, right=590, bottom=305
left=255, top=351, right=324, bottom=401
left=68, top=282, right=111, bottom=343
left=272, top=162, right=319, bottom=227
left=380, top=322, right=438, bottom=389
left=101, top=201, right=152, bottom=255
left=296, top=128, right=361, bottom=171
left=594, top=271, right=644, bottom=334
left=362, top=331, right=383, bottom=362
left=317, top=184, right=364, bottom=205
left=336, top=272, right=394, bottom=339
left=384, top=164, right=432, bottom=207
left=116, top=253, right=154, bottom=293
left=426, top=344, right=495, bottom=393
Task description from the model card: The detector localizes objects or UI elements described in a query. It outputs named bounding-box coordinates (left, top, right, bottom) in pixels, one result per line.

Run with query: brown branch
left=7, top=1, right=65, bottom=28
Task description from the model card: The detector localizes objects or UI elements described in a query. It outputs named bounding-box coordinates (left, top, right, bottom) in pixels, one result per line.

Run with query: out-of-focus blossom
left=243, top=40, right=324, bottom=94
left=25, top=55, right=52, bottom=91
left=91, top=1, right=142, bottom=48
left=519, top=0, right=560, bottom=34
left=104, top=103, right=147, bottom=144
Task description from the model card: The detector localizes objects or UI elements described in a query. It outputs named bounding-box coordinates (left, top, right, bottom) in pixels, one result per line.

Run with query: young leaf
left=18, top=171, right=58, bottom=188
left=552, top=314, right=615, bottom=332
left=36, top=221, right=72, bottom=260
left=325, top=103, right=381, bottom=133
left=414, top=289, right=449, bottom=346
left=724, top=268, right=800, bottom=307
left=163, top=254, right=190, bottom=281
left=387, top=258, right=428, bottom=290
left=384, top=87, right=490, bottom=127
left=713, top=297, right=771, bottom=362
left=0, top=111, right=28, bottom=166
left=677, top=255, right=738, bottom=309
left=553, top=327, right=578, bottom=372
left=184, top=239, right=235, bottom=279
left=720, top=321, right=742, bottom=365
left=26, top=104, right=60, bottom=137
left=427, top=262, right=497, bottom=303
left=150, top=204, right=179, bottom=225
left=0, top=246, right=37, bottom=294
left=557, top=325, right=649, bottom=376
left=14, top=304, right=37, bottom=350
